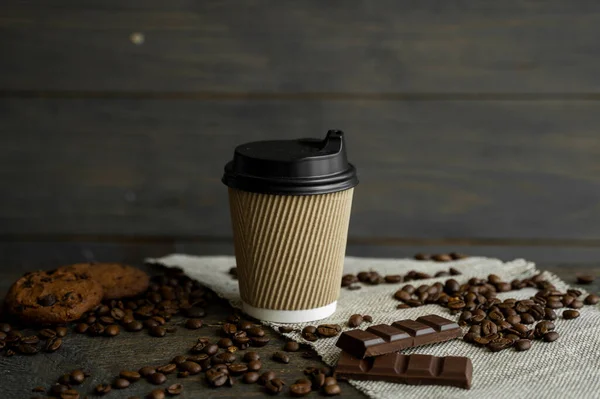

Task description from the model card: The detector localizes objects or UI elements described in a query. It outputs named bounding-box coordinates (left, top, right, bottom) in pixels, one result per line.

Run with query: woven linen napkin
left=146, top=255, right=600, bottom=399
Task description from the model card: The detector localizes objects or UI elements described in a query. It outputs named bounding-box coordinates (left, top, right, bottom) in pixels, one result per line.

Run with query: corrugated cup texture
left=228, top=187, right=353, bottom=311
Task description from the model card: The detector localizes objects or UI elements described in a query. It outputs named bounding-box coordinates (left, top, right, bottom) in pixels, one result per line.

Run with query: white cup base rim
left=242, top=301, right=337, bottom=323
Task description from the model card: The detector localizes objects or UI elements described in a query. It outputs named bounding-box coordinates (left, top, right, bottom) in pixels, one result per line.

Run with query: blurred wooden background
left=2, top=0, right=600, bottom=268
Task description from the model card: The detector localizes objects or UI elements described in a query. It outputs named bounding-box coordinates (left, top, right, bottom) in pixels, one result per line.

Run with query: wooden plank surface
left=3, top=0, right=600, bottom=93
left=2, top=98, right=600, bottom=240
left=1, top=243, right=599, bottom=398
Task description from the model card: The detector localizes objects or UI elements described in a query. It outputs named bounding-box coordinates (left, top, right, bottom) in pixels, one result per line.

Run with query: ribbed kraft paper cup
left=229, top=187, right=354, bottom=323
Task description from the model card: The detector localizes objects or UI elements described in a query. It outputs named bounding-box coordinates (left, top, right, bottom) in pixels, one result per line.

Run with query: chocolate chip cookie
left=5, top=267, right=104, bottom=324
left=63, top=263, right=150, bottom=300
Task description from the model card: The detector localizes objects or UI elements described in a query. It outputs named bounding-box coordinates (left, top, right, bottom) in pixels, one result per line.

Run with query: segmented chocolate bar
left=335, top=314, right=462, bottom=358
left=335, top=351, right=472, bottom=389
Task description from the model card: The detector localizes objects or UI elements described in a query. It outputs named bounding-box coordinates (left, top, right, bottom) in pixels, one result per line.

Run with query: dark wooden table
left=1, top=253, right=598, bottom=399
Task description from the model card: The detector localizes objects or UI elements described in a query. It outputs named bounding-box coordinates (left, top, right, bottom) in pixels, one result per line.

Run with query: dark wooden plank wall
left=1, top=0, right=600, bottom=264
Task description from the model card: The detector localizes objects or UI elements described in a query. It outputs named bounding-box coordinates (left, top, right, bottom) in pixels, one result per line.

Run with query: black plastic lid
left=222, top=130, right=358, bottom=195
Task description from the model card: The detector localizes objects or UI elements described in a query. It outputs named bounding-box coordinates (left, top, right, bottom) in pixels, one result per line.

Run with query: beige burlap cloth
left=147, top=255, right=600, bottom=399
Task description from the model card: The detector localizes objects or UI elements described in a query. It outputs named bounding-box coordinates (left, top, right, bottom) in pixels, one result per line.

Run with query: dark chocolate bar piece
left=335, top=314, right=461, bottom=358
left=335, top=351, right=472, bottom=389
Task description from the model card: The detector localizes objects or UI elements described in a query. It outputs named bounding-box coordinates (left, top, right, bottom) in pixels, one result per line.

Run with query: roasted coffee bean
left=183, top=306, right=206, bottom=318
left=149, top=326, right=166, bottom=337
left=235, top=335, right=252, bottom=348
left=394, top=290, right=412, bottom=302
left=248, top=359, right=262, bottom=371
left=245, top=327, right=263, bottom=338
left=222, top=323, right=238, bottom=336
left=100, top=316, right=115, bottom=325
left=324, top=384, right=342, bottom=396
left=569, top=300, right=584, bottom=309
left=113, top=378, right=130, bottom=389
left=123, top=320, right=143, bottom=332
left=166, top=383, right=183, bottom=395
left=70, top=369, right=86, bottom=385
left=228, top=363, right=248, bottom=375
left=265, top=378, right=286, bottom=394
left=178, top=361, right=201, bottom=375
left=481, top=320, right=498, bottom=336
left=157, top=363, right=177, bottom=375
left=243, top=351, right=260, bottom=362
left=301, top=326, right=318, bottom=342
left=170, top=355, right=187, bottom=366
left=290, top=382, right=312, bottom=397
left=185, top=319, right=203, bottom=330
left=139, top=366, right=156, bottom=377
left=585, top=294, right=600, bottom=305
left=144, top=319, right=160, bottom=329
left=347, top=314, right=363, bottom=327
left=43, top=337, right=61, bottom=352
left=324, top=376, right=338, bottom=386
left=278, top=326, right=294, bottom=334
left=543, top=331, right=559, bottom=342
left=178, top=371, right=190, bottom=378
left=432, top=254, right=452, bottom=262
left=50, top=383, right=69, bottom=395
left=259, top=371, right=276, bottom=385
left=284, top=341, right=300, bottom=352
left=119, top=371, right=141, bottom=382
left=206, top=369, right=228, bottom=387
left=60, top=389, right=80, bottom=399
left=317, top=324, right=341, bottom=338
left=218, top=338, right=233, bottom=348
left=576, top=274, right=595, bottom=284
left=189, top=340, right=207, bottom=354
left=38, top=294, right=57, bottom=307
left=448, top=299, right=466, bottom=310
left=104, top=324, right=120, bottom=337
left=515, top=339, right=532, bottom=351
left=212, top=352, right=236, bottom=364
left=38, top=328, right=57, bottom=339
left=414, top=253, right=430, bottom=260
left=563, top=310, right=580, bottom=320
left=227, top=345, right=238, bottom=353
left=94, top=384, right=112, bottom=395
left=147, top=388, right=166, bottom=399
left=544, top=308, right=557, bottom=320
left=384, top=275, right=403, bottom=283
left=272, top=351, right=290, bottom=364
left=487, top=338, right=513, bottom=352
left=520, top=313, right=535, bottom=324
left=243, top=371, right=260, bottom=384
left=150, top=372, right=167, bottom=385
left=236, top=320, right=252, bottom=331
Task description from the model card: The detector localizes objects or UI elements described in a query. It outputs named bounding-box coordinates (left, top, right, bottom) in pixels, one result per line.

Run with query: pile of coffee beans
left=73, top=267, right=209, bottom=340
left=394, top=273, right=598, bottom=352
left=0, top=323, right=67, bottom=357
left=30, top=369, right=90, bottom=399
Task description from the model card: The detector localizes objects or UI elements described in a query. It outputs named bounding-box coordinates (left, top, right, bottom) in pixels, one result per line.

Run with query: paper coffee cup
left=222, top=130, right=358, bottom=323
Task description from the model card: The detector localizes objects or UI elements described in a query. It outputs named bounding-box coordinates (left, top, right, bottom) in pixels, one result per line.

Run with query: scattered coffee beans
left=284, top=341, right=300, bottom=352
left=147, top=388, right=166, bottom=399
left=113, top=377, right=130, bottom=389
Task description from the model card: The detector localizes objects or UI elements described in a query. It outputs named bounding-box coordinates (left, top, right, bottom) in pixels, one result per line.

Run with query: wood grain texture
left=2, top=98, right=600, bottom=240
left=3, top=0, right=600, bottom=93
